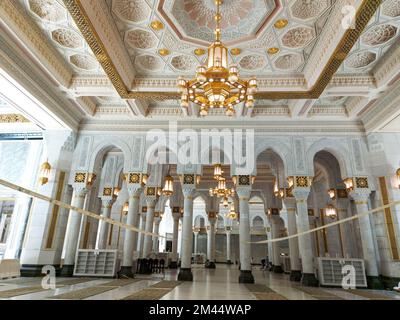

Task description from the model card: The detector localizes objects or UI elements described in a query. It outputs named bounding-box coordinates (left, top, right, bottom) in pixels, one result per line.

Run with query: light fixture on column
left=222, top=196, right=229, bottom=208
left=38, top=160, right=51, bottom=185
left=273, top=180, right=279, bottom=197
left=227, top=203, right=237, bottom=220
left=396, top=169, right=400, bottom=188
left=287, top=176, right=294, bottom=188
left=162, top=175, right=174, bottom=197
left=325, top=204, right=337, bottom=219
left=213, top=164, right=223, bottom=180
left=343, top=178, right=354, bottom=192
left=87, top=173, right=97, bottom=186
left=177, top=0, right=257, bottom=117
left=122, top=202, right=129, bottom=215
left=327, top=188, right=336, bottom=200
left=113, top=187, right=120, bottom=197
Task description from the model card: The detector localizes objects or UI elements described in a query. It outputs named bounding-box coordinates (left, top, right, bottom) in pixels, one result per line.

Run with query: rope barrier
left=250, top=199, right=400, bottom=244
left=0, top=178, right=165, bottom=238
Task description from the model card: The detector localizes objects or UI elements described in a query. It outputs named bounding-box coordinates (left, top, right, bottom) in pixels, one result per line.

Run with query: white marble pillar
left=351, top=191, right=382, bottom=288
left=170, top=210, right=181, bottom=268
left=142, top=198, right=156, bottom=258
left=152, top=216, right=161, bottom=253
left=293, top=188, right=319, bottom=286
left=206, top=216, right=216, bottom=268
left=283, top=198, right=302, bottom=281
left=271, top=215, right=284, bottom=273
left=60, top=187, right=87, bottom=276
left=237, top=187, right=254, bottom=283
left=137, top=212, right=146, bottom=257
left=226, top=229, right=232, bottom=264
left=193, top=231, right=199, bottom=254
left=177, top=187, right=195, bottom=281
left=336, top=197, right=353, bottom=258
left=120, top=187, right=142, bottom=277
left=95, top=199, right=113, bottom=249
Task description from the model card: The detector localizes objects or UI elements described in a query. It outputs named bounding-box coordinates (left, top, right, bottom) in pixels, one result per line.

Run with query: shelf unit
left=74, top=249, right=118, bottom=277
left=316, top=257, right=367, bottom=288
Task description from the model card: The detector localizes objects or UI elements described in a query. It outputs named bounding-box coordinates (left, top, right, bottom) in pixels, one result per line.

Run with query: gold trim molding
left=0, top=114, right=29, bottom=123
left=63, top=0, right=380, bottom=100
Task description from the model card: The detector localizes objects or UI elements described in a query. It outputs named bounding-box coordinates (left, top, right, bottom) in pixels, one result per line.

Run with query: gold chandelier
left=177, top=0, right=257, bottom=117
left=162, top=175, right=174, bottom=197
left=209, top=177, right=234, bottom=199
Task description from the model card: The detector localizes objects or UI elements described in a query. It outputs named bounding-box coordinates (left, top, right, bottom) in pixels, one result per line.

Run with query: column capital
left=182, top=186, right=196, bottom=198
left=153, top=216, right=162, bottom=224
left=145, top=197, right=157, bottom=208
left=128, top=185, right=143, bottom=198
left=349, top=191, right=370, bottom=203
left=101, top=198, right=114, bottom=208
left=73, top=186, right=88, bottom=197
left=172, top=207, right=182, bottom=220
left=282, top=197, right=296, bottom=209
left=236, top=187, right=251, bottom=200
left=292, top=187, right=310, bottom=202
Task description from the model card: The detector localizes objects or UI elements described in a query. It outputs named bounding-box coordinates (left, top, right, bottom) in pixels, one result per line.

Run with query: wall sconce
left=122, top=201, right=129, bottom=214
left=141, top=174, right=148, bottom=186
left=39, top=161, right=51, bottom=185
left=396, top=169, right=400, bottom=189
left=87, top=173, right=96, bottom=186
left=343, top=178, right=354, bottom=192
left=287, top=176, right=294, bottom=188
left=113, top=187, right=120, bottom=197
left=278, top=188, right=285, bottom=199
left=325, top=204, right=337, bottom=219
left=196, top=175, right=201, bottom=185
left=222, top=196, right=229, bottom=208
left=327, top=188, right=336, bottom=200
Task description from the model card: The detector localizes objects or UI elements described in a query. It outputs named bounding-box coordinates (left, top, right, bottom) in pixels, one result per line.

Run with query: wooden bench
left=0, top=259, right=21, bottom=279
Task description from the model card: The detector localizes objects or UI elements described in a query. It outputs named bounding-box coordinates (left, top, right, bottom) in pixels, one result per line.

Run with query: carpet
left=245, top=283, right=287, bottom=300
left=150, top=281, right=181, bottom=289
left=121, top=288, right=172, bottom=300
left=347, top=289, right=396, bottom=300
left=296, top=287, right=345, bottom=300
left=0, top=286, right=48, bottom=298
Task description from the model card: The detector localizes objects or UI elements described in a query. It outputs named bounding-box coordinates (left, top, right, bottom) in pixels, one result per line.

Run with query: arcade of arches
left=0, top=0, right=400, bottom=301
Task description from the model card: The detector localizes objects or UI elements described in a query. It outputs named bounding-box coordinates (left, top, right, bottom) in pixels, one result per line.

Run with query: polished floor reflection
left=0, top=264, right=399, bottom=300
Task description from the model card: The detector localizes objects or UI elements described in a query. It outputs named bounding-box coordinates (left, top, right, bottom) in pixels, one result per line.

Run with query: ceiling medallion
left=230, top=48, right=241, bottom=55
left=150, top=20, right=164, bottom=30
left=274, top=19, right=288, bottom=29
left=177, top=0, right=257, bottom=117
left=194, top=48, right=206, bottom=56
left=158, top=48, right=170, bottom=56
left=267, top=47, right=279, bottom=55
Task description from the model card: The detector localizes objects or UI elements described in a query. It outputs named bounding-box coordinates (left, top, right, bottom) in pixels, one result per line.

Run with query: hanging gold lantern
left=325, top=204, right=337, bottom=219
left=39, top=161, right=51, bottom=185
left=113, top=187, right=120, bottom=197
left=396, top=169, right=400, bottom=189
left=122, top=202, right=129, bottom=214
left=343, top=178, right=354, bottom=192
left=213, top=164, right=223, bottom=180
left=327, top=188, right=336, bottom=199
left=162, top=175, right=174, bottom=196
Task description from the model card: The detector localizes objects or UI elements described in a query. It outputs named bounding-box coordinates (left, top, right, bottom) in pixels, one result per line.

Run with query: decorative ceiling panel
left=19, top=0, right=104, bottom=75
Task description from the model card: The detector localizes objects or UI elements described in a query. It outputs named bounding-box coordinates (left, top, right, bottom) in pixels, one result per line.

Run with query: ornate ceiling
left=0, top=0, right=399, bottom=132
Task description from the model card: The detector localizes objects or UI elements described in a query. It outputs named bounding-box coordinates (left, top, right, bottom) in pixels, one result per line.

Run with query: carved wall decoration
left=274, top=53, right=303, bottom=70
left=361, top=24, right=397, bottom=46
left=170, top=54, right=197, bottom=71
left=74, top=172, right=86, bottom=183
left=382, top=0, right=400, bottom=17
left=135, top=54, right=164, bottom=71
left=125, top=29, right=158, bottom=49
left=239, top=54, right=267, bottom=70
left=112, top=0, right=151, bottom=23
left=51, top=28, right=83, bottom=49
left=69, top=54, right=98, bottom=71
left=28, top=0, right=66, bottom=22
left=346, top=51, right=377, bottom=69
left=281, top=26, right=315, bottom=48
left=290, top=0, right=329, bottom=20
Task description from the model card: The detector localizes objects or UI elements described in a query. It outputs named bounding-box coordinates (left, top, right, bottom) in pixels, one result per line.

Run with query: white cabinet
left=316, top=257, right=367, bottom=288
left=73, top=249, right=118, bottom=277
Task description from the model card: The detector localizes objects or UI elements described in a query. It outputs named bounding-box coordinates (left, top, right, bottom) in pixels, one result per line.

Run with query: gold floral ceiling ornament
left=177, top=0, right=257, bottom=117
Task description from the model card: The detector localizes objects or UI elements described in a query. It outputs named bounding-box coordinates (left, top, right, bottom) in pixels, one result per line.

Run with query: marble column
left=152, top=216, right=161, bottom=253
left=293, top=188, right=319, bottom=286
left=205, top=216, right=216, bottom=269
left=237, top=187, right=254, bottom=283
left=351, top=191, right=383, bottom=289
left=271, top=215, right=284, bottom=273
left=137, top=212, right=146, bottom=257
left=169, top=210, right=181, bottom=269
left=178, top=187, right=195, bottom=281
left=95, top=199, right=113, bottom=249
left=193, top=231, right=199, bottom=254
left=284, top=198, right=302, bottom=281
left=60, top=187, right=88, bottom=276
left=142, top=198, right=156, bottom=258
left=120, top=187, right=142, bottom=277
left=226, top=228, right=232, bottom=264
left=336, top=197, right=353, bottom=258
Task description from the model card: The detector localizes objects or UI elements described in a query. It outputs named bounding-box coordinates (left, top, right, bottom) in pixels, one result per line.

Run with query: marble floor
left=0, top=264, right=399, bottom=300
